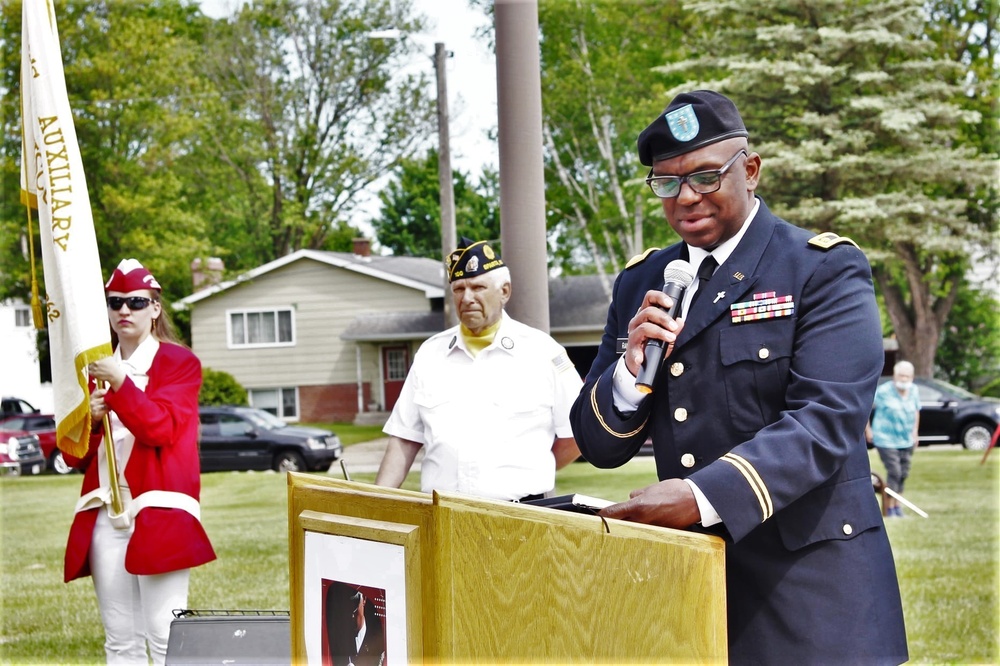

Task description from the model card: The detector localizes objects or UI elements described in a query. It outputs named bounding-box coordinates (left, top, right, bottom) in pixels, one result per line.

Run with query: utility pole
left=434, top=42, right=458, bottom=328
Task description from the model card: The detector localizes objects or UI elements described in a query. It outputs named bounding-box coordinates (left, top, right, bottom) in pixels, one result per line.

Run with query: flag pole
left=20, top=126, right=44, bottom=330
left=21, top=0, right=114, bottom=462
left=100, top=382, right=125, bottom=520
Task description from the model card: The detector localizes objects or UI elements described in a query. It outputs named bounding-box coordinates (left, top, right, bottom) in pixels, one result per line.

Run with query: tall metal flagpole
left=495, top=0, right=550, bottom=332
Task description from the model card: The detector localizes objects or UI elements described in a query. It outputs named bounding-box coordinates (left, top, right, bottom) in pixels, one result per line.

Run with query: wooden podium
left=288, top=473, right=727, bottom=664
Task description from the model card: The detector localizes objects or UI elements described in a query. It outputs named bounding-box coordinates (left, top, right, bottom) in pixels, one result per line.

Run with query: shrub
left=979, top=377, right=1000, bottom=399
left=936, top=285, right=1000, bottom=389
left=200, top=368, right=248, bottom=406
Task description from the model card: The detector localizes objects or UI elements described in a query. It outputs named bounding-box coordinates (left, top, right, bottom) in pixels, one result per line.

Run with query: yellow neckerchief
left=460, top=319, right=502, bottom=357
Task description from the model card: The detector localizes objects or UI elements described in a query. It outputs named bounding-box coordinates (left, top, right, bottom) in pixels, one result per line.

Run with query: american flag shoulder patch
left=552, top=351, right=574, bottom=373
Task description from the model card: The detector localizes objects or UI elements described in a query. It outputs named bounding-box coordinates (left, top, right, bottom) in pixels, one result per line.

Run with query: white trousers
left=90, top=509, right=190, bottom=665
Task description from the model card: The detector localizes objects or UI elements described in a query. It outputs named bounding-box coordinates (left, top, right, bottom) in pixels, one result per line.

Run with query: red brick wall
left=299, top=383, right=370, bottom=422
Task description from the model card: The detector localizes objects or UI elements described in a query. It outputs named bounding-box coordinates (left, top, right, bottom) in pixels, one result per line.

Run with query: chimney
left=191, top=257, right=224, bottom=291
left=352, top=238, right=372, bottom=257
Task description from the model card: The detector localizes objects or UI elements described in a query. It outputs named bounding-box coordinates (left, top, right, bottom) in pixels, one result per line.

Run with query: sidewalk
left=332, top=437, right=423, bottom=477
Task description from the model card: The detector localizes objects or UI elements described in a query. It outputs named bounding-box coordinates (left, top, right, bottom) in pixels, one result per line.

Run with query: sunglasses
left=107, top=296, right=158, bottom=311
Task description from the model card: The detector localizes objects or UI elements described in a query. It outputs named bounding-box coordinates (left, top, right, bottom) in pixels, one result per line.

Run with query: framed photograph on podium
left=296, top=510, right=421, bottom=665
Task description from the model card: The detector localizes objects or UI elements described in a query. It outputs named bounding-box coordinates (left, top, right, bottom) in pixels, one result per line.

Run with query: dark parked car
left=876, top=376, right=1000, bottom=451
left=1, top=397, right=40, bottom=419
left=198, top=406, right=343, bottom=473
left=0, top=422, right=46, bottom=477
left=0, top=414, right=70, bottom=474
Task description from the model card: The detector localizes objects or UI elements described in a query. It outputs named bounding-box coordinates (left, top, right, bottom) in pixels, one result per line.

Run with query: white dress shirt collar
left=115, top=334, right=161, bottom=376
left=687, top=196, right=760, bottom=271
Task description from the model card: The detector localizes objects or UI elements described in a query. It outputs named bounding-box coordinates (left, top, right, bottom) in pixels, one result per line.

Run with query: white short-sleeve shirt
left=383, top=311, right=583, bottom=501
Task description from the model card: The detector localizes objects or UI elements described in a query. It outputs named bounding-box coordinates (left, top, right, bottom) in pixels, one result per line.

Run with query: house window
left=385, top=348, right=409, bottom=381
left=229, top=308, right=294, bottom=348
left=249, top=387, right=298, bottom=420
left=14, top=307, right=31, bottom=327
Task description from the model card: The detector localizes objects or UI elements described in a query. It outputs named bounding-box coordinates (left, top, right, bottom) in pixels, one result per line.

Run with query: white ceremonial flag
left=20, top=0, right=112, bottom=458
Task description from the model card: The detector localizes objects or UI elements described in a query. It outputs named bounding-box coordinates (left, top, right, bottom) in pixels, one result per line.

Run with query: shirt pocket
left=494, top=374, right=554, bottom=411
left=486, top=371, right=556, bottom=435
left=719, top=323, right=793, bottom=435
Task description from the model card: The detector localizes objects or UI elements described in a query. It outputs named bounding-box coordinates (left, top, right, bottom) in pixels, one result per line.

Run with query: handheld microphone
left=635, top=260, right=695, bottom=394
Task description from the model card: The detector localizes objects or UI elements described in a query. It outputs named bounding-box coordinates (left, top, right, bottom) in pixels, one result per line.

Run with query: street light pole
left=434, top=42, right=458, bottom=328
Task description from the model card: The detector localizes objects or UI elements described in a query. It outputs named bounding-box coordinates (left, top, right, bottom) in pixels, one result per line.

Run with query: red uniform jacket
left=64, top=342, right=216, bottom=582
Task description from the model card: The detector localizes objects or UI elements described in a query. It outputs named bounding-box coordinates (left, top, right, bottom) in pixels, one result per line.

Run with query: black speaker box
left=165, top=613, right=290, bottom=665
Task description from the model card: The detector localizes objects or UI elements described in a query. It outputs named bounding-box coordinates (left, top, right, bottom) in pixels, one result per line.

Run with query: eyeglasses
left=646, top=149, right=748, bottom=199
left=107, top=296, right=158, bottom=311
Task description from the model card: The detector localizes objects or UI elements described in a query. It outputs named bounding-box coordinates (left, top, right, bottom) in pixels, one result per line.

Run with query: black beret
left=637, top=90, right=749, bottom=166
left=447, top=237, right=505, bottom=283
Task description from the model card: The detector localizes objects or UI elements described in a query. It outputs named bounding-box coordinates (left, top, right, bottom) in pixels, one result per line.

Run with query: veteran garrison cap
left=447, top=237, right=505, bottom=283
left=637, top=90, right=749, bottom=166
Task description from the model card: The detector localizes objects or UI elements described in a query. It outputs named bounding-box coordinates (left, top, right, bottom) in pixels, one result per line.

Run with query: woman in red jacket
left=65, top=259, right=215, bottom=664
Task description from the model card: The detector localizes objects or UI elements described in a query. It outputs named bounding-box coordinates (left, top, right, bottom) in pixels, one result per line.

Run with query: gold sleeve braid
left=720, top=453, right=773, bottom=521
left=588, top=376, right=648, bottom=438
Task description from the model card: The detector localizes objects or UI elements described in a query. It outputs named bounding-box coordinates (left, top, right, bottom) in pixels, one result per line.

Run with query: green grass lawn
left=312, top=422, right=386, bottom=447
left=1, top=447, right=996, bottom=664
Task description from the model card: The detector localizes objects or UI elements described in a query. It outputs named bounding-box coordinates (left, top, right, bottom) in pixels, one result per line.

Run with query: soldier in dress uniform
left=569, top=90, right=908, bottom=664
left=376, top=238, right=583, bottom=502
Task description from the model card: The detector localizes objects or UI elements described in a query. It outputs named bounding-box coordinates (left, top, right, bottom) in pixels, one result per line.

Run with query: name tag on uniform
left=616, top=338, right=628, bottom=354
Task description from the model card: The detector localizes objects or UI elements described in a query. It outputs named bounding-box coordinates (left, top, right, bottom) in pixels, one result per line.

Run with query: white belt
left=75, top=488, right=201, bottom=522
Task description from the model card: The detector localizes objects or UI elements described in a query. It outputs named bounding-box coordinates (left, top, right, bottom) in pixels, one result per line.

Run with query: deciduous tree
left=197, top=0, right=436, bottom=262
left=370, top=149, right=499, bottom=257
left=1, top=0, right=214, bottom=301
left=536, top=0, right=691, bottom=294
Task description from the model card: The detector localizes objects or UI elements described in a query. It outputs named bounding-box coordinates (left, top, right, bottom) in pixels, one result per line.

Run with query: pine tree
left=668, top=0, right=997, bottom=376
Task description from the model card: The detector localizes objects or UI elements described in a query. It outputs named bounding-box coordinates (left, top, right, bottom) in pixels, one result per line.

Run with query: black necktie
left=690, top=255, right=718, bottom=308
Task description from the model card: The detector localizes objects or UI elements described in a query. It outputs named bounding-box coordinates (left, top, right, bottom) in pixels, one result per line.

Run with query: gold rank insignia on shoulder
left=808, top=231, right=859, bottom=251
left=625, top=247, right=661, bottom=269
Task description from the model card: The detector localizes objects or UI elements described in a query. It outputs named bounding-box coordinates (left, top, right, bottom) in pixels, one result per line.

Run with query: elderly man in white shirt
left=376, top=237, right=582, bottom=502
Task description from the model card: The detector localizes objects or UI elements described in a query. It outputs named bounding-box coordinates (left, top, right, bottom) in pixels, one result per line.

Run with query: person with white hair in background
left=867, top=360, right=921, bottom=517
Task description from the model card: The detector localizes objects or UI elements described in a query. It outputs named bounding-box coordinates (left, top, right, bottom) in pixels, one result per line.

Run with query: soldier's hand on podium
left=599, top=478, right=700, bottom=529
